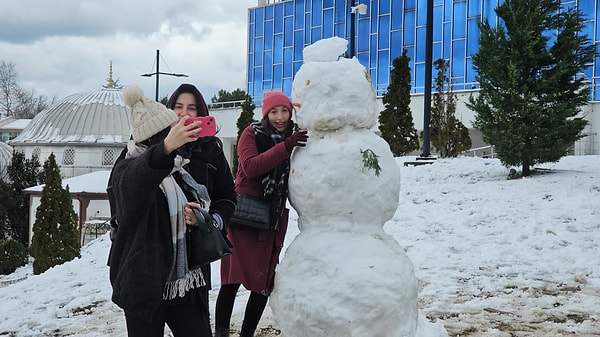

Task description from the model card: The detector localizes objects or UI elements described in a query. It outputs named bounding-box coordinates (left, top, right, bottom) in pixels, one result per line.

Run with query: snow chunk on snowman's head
left=302, top=37, right=348, bottom=62
left=291, top=37, right=378, bottom=131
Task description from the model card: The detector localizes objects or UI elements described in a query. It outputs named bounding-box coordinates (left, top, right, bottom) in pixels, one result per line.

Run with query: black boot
left=239, top=325, right=256, bottom=337
left=239, top=291, right=267, bottom=337
left=214, top=327, right=229, bottom=337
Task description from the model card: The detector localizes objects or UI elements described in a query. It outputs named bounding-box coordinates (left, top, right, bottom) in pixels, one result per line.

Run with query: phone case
left=184, top=116, right=217, bottom=138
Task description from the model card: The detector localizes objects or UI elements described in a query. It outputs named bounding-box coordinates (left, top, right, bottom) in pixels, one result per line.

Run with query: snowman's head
left=291, top=37, right=378, bottom=131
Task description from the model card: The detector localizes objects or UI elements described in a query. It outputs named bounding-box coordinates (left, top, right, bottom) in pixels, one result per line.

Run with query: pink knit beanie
left=262, top=91, right=293, bottom=118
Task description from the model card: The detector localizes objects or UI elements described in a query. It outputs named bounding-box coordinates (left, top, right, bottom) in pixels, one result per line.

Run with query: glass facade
left=247, top=0, right=599, bottom=105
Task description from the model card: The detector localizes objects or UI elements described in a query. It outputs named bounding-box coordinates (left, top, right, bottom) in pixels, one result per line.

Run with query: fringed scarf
left=251, top=122, right=290, bottom=225
left=126, top=140, right=208, bottom=300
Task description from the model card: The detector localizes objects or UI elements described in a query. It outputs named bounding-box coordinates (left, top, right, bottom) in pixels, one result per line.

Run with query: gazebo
left=22, top=170, right=111, bottom=246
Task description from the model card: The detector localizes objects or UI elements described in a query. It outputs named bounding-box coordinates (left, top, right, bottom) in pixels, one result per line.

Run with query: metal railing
left=208, top=100, right=245, bottom=110
left=81, top=217, right=111, bottom=245
left=466, top=145, right=495, bottom=158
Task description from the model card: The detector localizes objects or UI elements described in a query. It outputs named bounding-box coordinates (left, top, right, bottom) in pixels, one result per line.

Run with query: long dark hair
left=167, top=83, right=209, bottom=117
left=167, top=83, right=224, bottom=156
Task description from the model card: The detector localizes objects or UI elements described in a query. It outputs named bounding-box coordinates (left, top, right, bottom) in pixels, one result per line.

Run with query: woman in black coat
left=166, top=83, right=236, bottom=234
left=166, top=83, right=237, bottom=316
left=108, top=85, right=235, bottom=337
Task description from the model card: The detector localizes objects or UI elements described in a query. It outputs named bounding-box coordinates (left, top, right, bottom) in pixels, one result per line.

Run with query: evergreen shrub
left=0, top=239, right=28, bottom=275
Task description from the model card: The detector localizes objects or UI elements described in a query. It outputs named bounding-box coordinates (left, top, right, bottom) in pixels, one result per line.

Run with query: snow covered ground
left=0, top=155, right=598, bottom=337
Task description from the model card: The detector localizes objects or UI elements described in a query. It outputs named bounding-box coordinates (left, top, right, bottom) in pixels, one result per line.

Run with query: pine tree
left=0, top=151, right=43, bottom=244
left=0, top=181, right=17, bottom=240
left=378, top=49, right=420, bottom=156
left=29, top=153, right=80, bottom=274
left=0, top=239, right=28, bottom=275
left=467, top=0, right=595, bottom=176
left=160, top=95, right=169, bottom=106
left=211, top=88, right=248, bottom=104
left=430, top=58, right=472, bottom=157
left=232, top=94, right=256, bottom=176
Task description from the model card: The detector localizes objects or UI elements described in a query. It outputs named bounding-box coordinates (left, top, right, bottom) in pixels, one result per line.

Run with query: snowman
left=270, top=37, right=448, bottom=337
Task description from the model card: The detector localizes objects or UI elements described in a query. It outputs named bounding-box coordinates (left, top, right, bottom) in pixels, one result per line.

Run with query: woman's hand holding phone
left=163, top=118, right=196, bottom=154
left=184, top=116, right=217, bottom=138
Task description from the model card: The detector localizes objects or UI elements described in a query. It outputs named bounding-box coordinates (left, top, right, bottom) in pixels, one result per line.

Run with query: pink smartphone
left=184, top=116, right=217, bottom=138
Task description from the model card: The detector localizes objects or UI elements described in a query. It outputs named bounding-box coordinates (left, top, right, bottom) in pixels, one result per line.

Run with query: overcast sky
left=0, top=0, right=251, bottom=102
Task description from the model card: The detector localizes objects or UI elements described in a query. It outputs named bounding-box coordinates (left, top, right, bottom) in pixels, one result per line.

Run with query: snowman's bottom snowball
left=270, top=230, right=419, bottom=337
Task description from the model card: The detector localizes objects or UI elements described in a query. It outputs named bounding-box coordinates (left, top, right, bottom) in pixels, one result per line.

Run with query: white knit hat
left=123, top=85, right=178, bottom=142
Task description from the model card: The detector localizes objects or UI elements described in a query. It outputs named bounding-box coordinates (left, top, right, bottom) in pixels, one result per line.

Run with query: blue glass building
left=246, top=0, right=599, bottom=105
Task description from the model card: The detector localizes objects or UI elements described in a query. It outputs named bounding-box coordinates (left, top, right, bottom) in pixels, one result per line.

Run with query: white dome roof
left=10, top=88, right=131, bottom=144
left=0, top=141, right=13, bottom=181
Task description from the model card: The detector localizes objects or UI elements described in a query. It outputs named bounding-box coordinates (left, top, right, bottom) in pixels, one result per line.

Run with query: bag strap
left=192, top=208, right=214, bottom=234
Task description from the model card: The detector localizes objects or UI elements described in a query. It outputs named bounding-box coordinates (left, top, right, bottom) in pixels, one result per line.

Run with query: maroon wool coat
left=220, top=125, right=291, bottom=295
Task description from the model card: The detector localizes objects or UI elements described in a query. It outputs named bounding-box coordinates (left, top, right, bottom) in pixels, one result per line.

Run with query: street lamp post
left=140, top=49, right=188, bottom=101
left=349, top=2, right=368, bottom=58
left=420, top=0, right=434, bottom=158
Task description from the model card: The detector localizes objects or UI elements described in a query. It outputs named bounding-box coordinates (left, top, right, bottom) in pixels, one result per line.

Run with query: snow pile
left=0, top=155, right=599, bottom=336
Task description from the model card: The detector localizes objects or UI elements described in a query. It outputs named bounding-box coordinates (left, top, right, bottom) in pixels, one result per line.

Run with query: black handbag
left=230, top=194, right=275, bottom=230
left=187, top=208, right=232, bottom=269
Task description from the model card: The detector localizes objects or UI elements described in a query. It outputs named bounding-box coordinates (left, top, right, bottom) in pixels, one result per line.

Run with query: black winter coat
left=179, top=138, right=236, bottom=291
left=184, top=138, right=236, bottom=233
left=108, top=138, right=236, bottom=321
left=108, top=142, right=178, bottom=321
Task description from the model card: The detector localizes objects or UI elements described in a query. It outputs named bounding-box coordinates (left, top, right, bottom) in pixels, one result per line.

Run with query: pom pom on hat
left=123, top=85, right=178, bottom=142
left=262, top=91, right=293, bottom=118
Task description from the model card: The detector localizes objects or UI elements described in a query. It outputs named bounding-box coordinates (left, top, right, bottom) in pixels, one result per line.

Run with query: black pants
left=125, top=302, right=211, bottom=337
left=215, top=283, right=268, bottom=336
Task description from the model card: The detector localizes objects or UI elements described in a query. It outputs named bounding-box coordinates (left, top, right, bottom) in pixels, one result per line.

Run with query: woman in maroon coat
left=214, top=91, right=308, bottom=337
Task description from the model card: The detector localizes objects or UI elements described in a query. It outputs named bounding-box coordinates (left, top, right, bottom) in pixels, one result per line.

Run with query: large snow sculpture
left=269, top=37, right=421, bottom=337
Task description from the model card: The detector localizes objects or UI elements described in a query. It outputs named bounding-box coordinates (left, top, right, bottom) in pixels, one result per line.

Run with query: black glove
left=284, top=131, right=309, bottom=153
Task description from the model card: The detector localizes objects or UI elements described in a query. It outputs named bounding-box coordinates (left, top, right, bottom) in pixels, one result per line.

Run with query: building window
left=63, top=148, right=75, bottom=165
left=102, top=148, right=115, bottom=166
left=248, top=0, right=600, bottom=102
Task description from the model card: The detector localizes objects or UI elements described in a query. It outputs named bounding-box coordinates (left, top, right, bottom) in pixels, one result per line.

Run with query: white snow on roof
left=0, top=141, right=13, bottom=180
left=0, top=118, right=32, bottom=129
left=24, top=170, right=110, bottom=194
left=10, top=89, right=131, bottom=145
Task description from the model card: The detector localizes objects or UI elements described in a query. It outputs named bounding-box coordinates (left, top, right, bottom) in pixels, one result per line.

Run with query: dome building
left=10, top=68, right=132, bottom=245
left=0, top=141, right=13, bottom=182
left=9, top=87, right=130, bottom=178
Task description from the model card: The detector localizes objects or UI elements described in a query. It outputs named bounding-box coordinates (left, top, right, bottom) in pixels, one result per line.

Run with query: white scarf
left=126, top=140, right=206, bottom=300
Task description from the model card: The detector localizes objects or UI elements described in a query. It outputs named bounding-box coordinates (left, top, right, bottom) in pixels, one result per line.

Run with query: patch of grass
left=566, top=313, right=589, bottom=323
left=451, top=326, right=478, bottom=336
left=255, top=325, right=282, bottom=337
left=71, top=301, right=103, bottom=315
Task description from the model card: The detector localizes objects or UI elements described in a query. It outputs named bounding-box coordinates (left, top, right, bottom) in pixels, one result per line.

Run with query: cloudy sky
left=0, top=0, right=252, bottom=102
